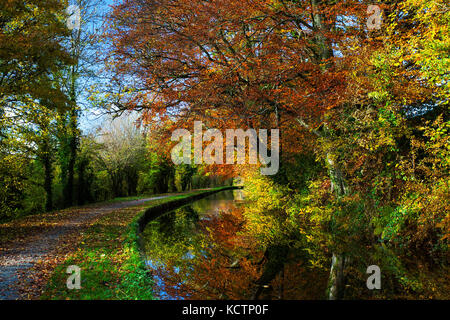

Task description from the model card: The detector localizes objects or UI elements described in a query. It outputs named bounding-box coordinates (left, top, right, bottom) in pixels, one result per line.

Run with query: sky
left=70, top=0, right=118, bottom=134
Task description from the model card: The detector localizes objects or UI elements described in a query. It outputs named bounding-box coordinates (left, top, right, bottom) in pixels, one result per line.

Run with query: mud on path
left=0, top=196, right=169, bottom=300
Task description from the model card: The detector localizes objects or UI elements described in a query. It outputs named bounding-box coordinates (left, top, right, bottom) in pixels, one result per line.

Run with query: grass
left=103, top=195, right=150, bottom=203
left=100, top=189, right=209, bottom=204
left=100, top=194, right=169, bottom=204
left=40, top=188, right=229, bottom=300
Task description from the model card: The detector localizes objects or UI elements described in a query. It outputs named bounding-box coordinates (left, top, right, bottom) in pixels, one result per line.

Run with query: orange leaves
left=146, top=203, right=262, bottom=299
left=105, top=0, right=358, bottom=131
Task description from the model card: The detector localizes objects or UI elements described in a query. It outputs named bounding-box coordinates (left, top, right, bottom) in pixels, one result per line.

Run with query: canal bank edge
left=132, top=186, right=241, bottom=297
left=136, top=186, right=240, bottom=233
left=40, top=187, right=240, bottom=299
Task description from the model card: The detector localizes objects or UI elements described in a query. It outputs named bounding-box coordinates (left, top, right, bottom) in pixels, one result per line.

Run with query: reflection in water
left=143, top=189, right=249, bottom=299
left=191, top=189, right=244, bottom=220
left=143, top=189, right=449, bottom=300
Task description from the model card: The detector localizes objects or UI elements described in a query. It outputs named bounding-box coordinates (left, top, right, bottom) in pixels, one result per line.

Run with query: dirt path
left=0, top=196, right=169, bottom=300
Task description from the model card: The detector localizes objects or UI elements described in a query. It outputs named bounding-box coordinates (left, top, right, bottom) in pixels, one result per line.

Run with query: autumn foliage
left=0, top=0, right=448, bottom=300
left=105, top=0, right=449, bottom=299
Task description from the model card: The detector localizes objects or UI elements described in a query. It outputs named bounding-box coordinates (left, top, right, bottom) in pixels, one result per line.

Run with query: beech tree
left=105, top=0, right=380, bottom=299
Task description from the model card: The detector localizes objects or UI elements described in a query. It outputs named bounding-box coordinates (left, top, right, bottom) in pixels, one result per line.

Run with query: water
left=143, top=189, right=245, bottom=299
left=143, top=189, right=449, bottom=300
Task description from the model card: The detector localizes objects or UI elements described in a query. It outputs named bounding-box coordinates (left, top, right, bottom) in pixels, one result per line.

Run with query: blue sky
left=73, top=0, right=116, bottom=133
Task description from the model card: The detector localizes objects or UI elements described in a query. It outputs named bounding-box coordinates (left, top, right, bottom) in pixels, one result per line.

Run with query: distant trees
left=95, top=115, right=147, bottom=197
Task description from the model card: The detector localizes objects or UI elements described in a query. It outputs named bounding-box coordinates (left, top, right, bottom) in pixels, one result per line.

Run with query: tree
left=104, top=0, right=375, bottom=299
left=96, top=115, right=147, bottom=197
left=56, top=0, right=103, bottom=207
left=0, top=0, right=72, bottom=106
left=105, top=0, right=449, bottom=299
left=0, top=0, right=73, bottom=218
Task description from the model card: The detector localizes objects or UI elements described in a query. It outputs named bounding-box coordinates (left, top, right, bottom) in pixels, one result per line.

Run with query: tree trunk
left=77, top=160, right=86, bottom=205
left=111, top=172, right=123, bottom=197
left=43, top=144, right=53, bottom=212
left=252, top=245, right=288, bottom=300
left=126, top=168, right=138, bottom=196
left=66, top=108, right=77, bottom=206
left=309, top=0, right=349, bottom=300
left=278, top=265, right=284, bottom=300
left=64, top=73, right=78, bottom=206
left=311, top=0, right=335, bottom=66
left=58, top=106, right=78, bottom=208
left=327, top=253, right=346, bottom=300
left=325, top=150, right=349, bottom=299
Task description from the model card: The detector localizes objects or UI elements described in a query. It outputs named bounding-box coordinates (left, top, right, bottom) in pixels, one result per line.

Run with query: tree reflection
left=143, top=192, right=449, bottom=300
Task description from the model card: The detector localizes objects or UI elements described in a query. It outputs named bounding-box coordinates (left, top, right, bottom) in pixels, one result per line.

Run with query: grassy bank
left=40, top=187, right=232, bottom=300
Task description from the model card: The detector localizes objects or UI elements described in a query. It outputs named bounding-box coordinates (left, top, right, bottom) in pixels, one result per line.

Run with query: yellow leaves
left=391, top=0, right=450, bottom=102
